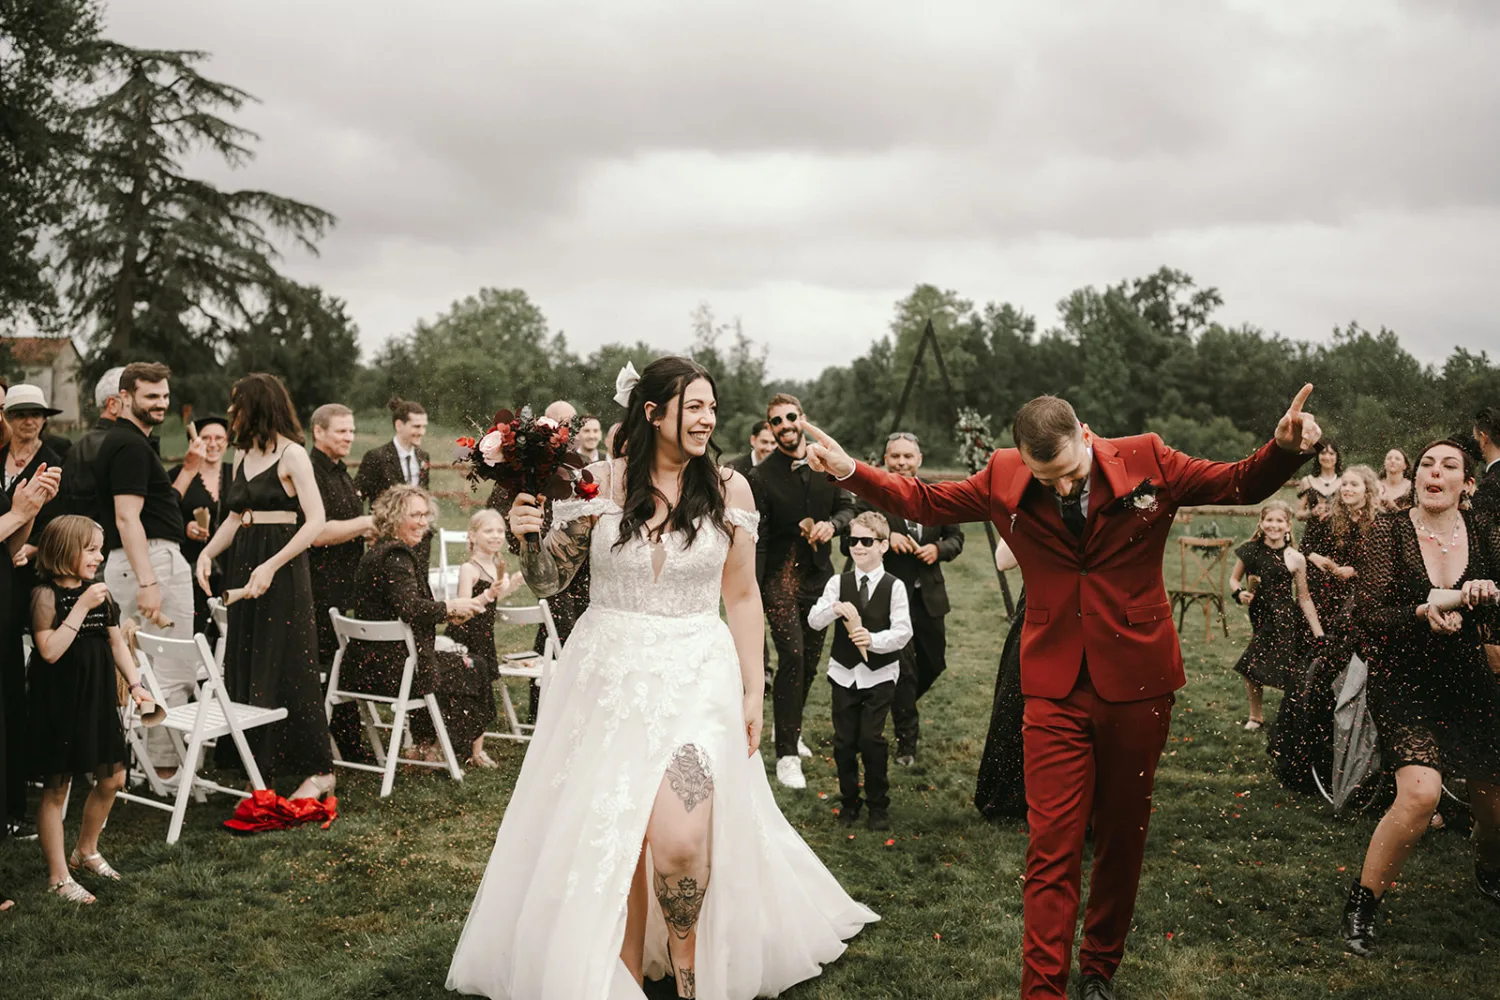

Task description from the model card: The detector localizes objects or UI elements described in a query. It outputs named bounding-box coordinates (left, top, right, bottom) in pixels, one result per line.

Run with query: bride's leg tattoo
left=666, top=745, right=714, bottom=813
left=655, top=872, right=708, bottom=941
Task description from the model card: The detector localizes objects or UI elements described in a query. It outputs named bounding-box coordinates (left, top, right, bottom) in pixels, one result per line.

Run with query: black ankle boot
left=1341, top=880, right=1381, bottom=956
left=1478, top=862, right=1500, bottom=906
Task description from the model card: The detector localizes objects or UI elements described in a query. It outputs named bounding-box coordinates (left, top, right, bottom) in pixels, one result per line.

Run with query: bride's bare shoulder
left=720, top=467, right=754, bottom=511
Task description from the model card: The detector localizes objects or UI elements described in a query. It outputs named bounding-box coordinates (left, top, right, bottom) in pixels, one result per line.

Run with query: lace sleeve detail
left=725, top=506, right=759, bottom=541
left=553, top=496, right=621, bottom=528
left=553, top=459, right=623, bottom=527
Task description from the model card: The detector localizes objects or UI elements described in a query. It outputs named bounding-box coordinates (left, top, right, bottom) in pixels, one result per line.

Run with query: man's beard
left=776, top=430, right=802, bottom=454
left=130, top=401, right=165, bottom=426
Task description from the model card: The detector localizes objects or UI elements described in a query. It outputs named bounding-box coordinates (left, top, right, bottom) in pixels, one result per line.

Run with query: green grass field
left=2, top=447, right=1497, bottom=998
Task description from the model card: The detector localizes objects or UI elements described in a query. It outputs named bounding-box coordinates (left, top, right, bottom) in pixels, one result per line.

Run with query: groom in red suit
left=804, top=387, right=1321, bottom=1000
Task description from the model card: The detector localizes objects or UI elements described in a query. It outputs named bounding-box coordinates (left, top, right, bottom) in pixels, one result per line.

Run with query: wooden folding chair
left=430, top=528, right=470, bottom=599
left=117, top=632, right=288, bottom=844
left=1168, top=536, right=1235, bottom=641
left=323, top=610, right=464, bottom=797
left=484, top=600, right=561, bottom=743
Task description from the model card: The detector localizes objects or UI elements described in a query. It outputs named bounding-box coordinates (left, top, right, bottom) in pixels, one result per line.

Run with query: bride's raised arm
left=509, top=461, right=613, bottom=598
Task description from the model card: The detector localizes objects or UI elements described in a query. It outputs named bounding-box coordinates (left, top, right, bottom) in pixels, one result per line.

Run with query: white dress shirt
left=807, top=565, right=912, bottom=689
left=394, top=437, right=420, bottom=485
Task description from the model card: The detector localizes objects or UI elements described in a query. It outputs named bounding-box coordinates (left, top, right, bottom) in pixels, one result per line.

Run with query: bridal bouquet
left=456, top=405, right=593, bottom=505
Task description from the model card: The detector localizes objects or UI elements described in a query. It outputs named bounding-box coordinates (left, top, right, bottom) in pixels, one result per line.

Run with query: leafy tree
left=1146, top=414, right=1261, bottom=464
left=0, top=0, right=100, bottom=320
left=58, top=42, right=334, bottom=402
left=228, top=283, right=360, bottom=420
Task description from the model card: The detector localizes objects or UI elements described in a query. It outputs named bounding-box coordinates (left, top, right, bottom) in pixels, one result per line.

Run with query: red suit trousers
left=1020, top=668, right=1174, bottom=998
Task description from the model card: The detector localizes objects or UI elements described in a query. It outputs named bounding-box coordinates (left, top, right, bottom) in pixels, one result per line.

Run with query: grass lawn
left=3, top=494, right=1497, bottom=996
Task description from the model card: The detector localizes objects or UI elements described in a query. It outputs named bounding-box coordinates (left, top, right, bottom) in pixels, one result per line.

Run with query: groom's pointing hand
left=801, top=420, right=856, bottom=479
left=1275, top=383, right=1323, bottom=454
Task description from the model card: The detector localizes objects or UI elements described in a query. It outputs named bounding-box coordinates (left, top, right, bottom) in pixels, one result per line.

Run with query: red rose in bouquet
left=455, top=405, right=596, bottom=550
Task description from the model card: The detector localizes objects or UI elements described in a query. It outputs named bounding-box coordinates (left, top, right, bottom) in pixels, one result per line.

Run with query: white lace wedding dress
left=447, top=468, right=877, bottom=999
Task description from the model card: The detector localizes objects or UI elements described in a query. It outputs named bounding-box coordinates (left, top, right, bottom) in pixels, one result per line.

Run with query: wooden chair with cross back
left=1169, top=536, right=1235, bottom=641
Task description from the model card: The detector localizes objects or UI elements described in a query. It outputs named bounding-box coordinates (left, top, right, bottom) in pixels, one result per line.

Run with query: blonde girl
left=28, top=516, right=153, bottom=904
left=447, top=509, right=522, bottom=768
left=1228, top=500, right=1324, bottom=729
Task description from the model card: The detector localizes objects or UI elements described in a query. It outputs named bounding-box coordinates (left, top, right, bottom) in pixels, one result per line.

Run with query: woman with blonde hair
left=1304, top=464, right=1381, bottom=630
left=443, top=508, right=521, bottom=768
left=1228, top=499, right=1325, bottom=730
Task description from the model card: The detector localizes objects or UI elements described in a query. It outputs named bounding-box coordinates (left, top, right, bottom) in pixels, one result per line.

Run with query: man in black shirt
left=97, top=362, right=194, bottom=775
left=58, top=366, right=125, bottom=523
left=308, top=403, right=375, bottom=761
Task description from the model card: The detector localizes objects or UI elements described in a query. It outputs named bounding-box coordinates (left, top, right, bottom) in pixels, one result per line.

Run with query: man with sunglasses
left=843, top=432, right=964, bottom=766
left=750, top=393, right=856, bottom=789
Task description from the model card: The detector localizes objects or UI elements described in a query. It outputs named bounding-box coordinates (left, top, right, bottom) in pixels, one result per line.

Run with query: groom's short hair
left=1013, top=396, right=1081, bottom=462
left=766, top=393, right=801, bottom=415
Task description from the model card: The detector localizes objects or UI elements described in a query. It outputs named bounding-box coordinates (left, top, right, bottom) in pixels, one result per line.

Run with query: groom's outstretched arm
left=803, top=420, right=994, bottom=526
left=1159, top=383, right=1320, bottom=507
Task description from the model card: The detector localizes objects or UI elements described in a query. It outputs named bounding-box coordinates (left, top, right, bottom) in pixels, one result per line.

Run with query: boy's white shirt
left=807, top=564, right=913, bottom=689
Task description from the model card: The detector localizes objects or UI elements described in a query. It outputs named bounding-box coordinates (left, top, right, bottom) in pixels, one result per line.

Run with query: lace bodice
left=552, top=461, right=758, bottom=619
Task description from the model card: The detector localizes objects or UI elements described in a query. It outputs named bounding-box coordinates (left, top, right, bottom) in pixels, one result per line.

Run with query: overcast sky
left=105, top=0, right=1499, bottom=379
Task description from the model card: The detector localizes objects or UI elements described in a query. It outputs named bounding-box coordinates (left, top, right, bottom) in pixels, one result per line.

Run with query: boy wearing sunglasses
left=807, top=511, right=912, bottom=831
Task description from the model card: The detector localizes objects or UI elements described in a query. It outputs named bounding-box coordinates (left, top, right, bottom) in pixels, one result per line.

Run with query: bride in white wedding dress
left=447, top=357, right=877, bottom=1000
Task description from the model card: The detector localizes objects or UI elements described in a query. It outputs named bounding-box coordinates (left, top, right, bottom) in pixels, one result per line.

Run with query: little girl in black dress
left=28, top=515, right=153, bottom=904
left=443, top=509, right=521, bottom=768
left=1228, top=500, right=1324, bottom=730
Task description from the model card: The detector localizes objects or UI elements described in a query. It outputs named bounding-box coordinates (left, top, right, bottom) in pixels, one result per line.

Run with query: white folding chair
left=484, top=600, right=561, bottom=743
left=324, top=610, right=464, bottom=797
left=208, top=597, right=229, bottom=673
left=430, top=528, right=470, bottom=599
left=118, top=632, right=288, bottom=844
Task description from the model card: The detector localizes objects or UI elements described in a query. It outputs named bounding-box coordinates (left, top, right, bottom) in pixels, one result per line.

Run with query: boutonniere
left=1112, top=478, right=1161, bottom=514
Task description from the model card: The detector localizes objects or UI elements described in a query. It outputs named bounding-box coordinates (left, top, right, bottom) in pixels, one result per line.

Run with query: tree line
left=4, top=5, right=1495, bottom=466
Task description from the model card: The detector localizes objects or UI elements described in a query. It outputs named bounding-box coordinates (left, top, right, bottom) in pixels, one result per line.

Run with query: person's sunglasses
left=769, top=413, right=800, bottom=427
left=849, top=536, right=881, bottom=548
left=887, top=432, right=918, bottom=444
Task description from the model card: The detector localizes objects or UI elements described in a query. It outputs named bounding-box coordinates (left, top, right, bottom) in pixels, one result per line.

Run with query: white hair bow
left=613, top=362, right=640, bottom=409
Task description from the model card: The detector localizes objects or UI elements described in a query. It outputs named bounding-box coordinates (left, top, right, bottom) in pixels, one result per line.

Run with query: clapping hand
left=12, top=465, right=61, bottom=519
left=1275, top=384, right=1323, bottom=454
left=801, top=421, right=856, bottom=479
left=486, top=571, right=523, bottom=604
left=445, top=596, right=485, bottom=623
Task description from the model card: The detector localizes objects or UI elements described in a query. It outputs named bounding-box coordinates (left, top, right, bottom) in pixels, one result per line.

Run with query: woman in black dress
left=975, top=538, right=1027, bottom=821
left=1303, top=465, right=1380, bottom=630
left=1228, top=500, right=1325, bottom=730
left=170, top=415, right=231, bottom=638
left=1340, top=440, right=1500, bottom=956
left=195, top=374, right=333, bottom=802
left=1295, top=440, right=1343, bottom=521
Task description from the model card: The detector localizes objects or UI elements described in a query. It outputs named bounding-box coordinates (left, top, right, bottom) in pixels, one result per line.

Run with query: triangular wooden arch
left=885, top=320, right=1016, bottom=618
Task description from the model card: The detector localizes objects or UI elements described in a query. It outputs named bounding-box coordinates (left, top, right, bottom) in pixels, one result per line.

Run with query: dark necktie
left=404, top=453, right=415, bottom=485
left=857, top=575, right=870, bottom=610
left=1060, top=493, right=1086, bottom=538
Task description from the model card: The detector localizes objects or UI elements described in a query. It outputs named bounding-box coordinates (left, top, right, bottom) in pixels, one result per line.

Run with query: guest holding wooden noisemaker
left=28, top=515, right=156, bottom=905
left=342, top=485, right=491, bottom=765
left=194, top=374, right=335, bottom=802
left=169, top=414, right=231, bottom=638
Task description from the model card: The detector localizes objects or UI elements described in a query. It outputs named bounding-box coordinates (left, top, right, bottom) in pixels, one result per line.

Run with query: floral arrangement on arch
left=954, top=407, right=997, bottom=475
left=454, top=405, right=599, bottom=505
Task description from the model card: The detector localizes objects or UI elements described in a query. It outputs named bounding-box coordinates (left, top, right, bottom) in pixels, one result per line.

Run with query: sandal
left=468, top=749, right=499, bottom=770
left=48, top=878, right=96, bottom=904
left=68, top=848, right=122, bottom=881
left=1244, top=719, right=1263, bottom=731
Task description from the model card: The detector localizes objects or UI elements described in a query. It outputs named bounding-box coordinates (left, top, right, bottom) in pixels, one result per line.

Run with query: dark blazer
left=354, top=440, right=430, bottom=504
left=750, top=448, right=856, bottom=597
left=724, top=453, right=756, bottom=478
left=845, top=494, right=965, bottom=617
left=344, top=539, right=446, bottom=697
left=1474, top=461, right=1500, bottom=518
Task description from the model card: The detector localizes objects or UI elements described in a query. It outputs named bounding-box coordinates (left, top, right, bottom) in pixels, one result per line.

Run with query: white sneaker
left=797, top=737, right=812, bottom=758
left=776, top=756, right=806, bottom=789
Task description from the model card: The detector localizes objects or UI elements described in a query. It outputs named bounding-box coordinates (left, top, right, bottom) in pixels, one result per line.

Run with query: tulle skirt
left=447, top=606, right=877, bottom=999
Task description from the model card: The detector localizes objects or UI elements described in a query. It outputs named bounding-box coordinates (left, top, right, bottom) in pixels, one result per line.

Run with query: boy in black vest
left=807, top=511, right=913, bottom=831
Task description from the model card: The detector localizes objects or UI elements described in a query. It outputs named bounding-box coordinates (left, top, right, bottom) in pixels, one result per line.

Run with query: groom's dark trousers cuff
left=1019, top=665, right=1175, bottom=998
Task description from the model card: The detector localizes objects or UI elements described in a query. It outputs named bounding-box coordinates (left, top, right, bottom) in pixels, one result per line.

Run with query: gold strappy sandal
left=68, top=848, right=121, bottom=881
left=49, top=878, right=96, bottom=904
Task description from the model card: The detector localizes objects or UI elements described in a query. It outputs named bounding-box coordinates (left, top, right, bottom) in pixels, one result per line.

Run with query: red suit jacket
left=842, top=434, right=1307, bottom=703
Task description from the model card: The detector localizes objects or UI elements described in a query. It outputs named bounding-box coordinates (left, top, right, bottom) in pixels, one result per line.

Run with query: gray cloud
left=105, top=0, right=1500, bottom=377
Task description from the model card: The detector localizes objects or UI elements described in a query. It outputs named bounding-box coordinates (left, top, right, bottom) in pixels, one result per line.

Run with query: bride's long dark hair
left=613, top=356, right=729, bottom=550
